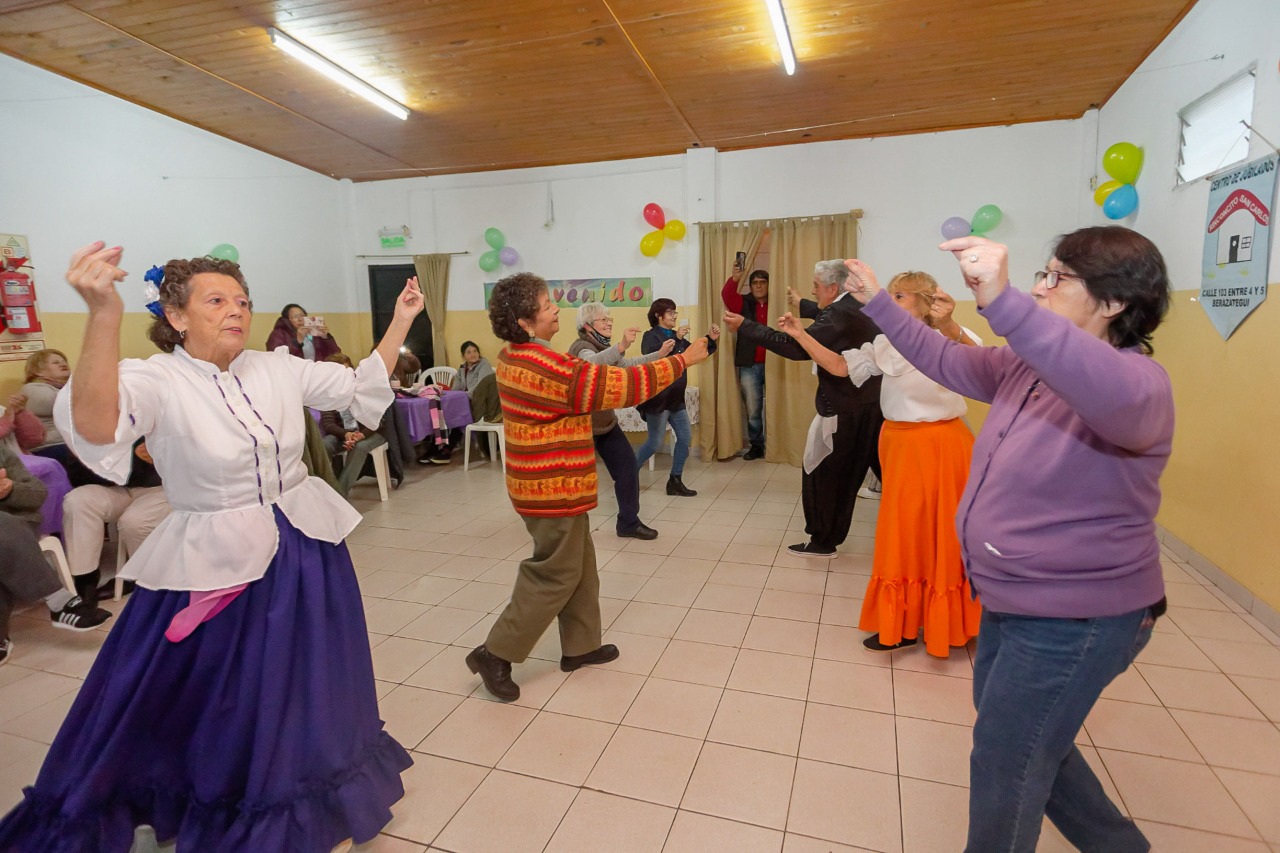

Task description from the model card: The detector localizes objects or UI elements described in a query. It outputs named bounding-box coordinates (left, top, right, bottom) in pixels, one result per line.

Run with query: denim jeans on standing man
left=737, top=362, right=765, bottom=448
left=965, top=605, right=1159, bottom=853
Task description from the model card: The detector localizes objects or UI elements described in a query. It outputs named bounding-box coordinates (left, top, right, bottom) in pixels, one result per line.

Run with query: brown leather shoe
left=466, top=645, right=520, bottom=701
left=560, top=644, right=620, bottom=673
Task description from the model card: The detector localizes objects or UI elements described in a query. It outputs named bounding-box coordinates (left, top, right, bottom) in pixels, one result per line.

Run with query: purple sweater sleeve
left=979, top=287, right=1173, bottom=452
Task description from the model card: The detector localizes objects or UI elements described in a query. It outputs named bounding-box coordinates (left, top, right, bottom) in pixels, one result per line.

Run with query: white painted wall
left=0, top=53, right=349, bottom=318
left=1095, top=0, right=1280, bottom=288
left=350, top=118, right=1086, bottom=311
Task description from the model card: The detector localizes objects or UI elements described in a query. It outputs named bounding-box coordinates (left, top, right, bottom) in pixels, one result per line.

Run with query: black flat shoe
left=465, top=645, right=520, bottom=701
left=863, top=635, right=918, bottom=652
left=666, top=476, right=697, bottom=497
left=560, top=644, right=620, bottom=672
left=617, top=523, right=658, bottom=540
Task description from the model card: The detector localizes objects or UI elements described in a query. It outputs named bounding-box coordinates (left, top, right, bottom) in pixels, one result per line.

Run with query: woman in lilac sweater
left=844, top=226, right=1172, bottom=853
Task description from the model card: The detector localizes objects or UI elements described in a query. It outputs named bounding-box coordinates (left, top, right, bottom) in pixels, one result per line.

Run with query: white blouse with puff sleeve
left=843, top=329, right=980, bottom=423
left=53, top=346, right=393, bottom=592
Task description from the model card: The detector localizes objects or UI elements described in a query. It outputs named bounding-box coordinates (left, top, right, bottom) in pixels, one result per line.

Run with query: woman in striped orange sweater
left=465, top=274, right=710, bottom=701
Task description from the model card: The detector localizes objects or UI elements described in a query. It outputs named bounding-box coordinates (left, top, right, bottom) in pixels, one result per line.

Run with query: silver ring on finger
left=967, top=254, right=979, bottom=263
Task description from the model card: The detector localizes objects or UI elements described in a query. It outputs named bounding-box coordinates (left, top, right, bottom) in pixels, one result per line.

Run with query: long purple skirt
left=0, top=508, right=412, bottom=853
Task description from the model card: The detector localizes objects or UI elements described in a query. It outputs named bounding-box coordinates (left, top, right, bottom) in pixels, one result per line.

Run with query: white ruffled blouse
left=53, top=346, right=392, bottom=592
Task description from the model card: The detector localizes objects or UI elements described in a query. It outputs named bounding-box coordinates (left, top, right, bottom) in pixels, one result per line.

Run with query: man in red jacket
left=721, top=263, right=771, bottom=460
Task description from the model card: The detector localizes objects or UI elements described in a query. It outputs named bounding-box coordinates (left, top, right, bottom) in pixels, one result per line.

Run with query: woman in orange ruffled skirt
left=778, top=271, right=981, bottom=657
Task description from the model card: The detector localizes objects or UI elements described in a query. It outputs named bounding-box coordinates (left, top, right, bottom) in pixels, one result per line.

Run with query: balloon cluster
left=478, top=228, right=520, bottom=272
left=208, top=243, right=239, bottom=263
left=1094, top=142, right=1143, bottom=220
left=939, top=205, right=1003, bottom=241
left=639, top=203, right=687, bottom=257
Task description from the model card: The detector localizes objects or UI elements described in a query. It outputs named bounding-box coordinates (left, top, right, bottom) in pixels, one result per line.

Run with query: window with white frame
left=1177, top=68, right=1256, bottom=185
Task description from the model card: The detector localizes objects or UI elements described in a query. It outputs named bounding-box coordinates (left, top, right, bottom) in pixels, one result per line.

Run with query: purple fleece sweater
left=863, top=286, right=1172, bottom=618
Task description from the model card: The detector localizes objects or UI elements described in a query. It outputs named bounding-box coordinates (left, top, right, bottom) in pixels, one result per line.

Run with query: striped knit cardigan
left=497, top=341, right=686, bottom=517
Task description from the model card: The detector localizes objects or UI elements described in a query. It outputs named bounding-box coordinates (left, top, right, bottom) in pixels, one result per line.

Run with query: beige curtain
left=698, top=212, right=860, bottom=465
left=698, top=221, right=768, bottom=461
left=412, top=253, right=451, bottom=368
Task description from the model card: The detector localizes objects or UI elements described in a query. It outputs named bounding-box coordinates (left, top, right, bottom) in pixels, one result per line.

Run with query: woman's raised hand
left=929, top=289, right=958, bottom=325
left=657, top=338, right=676, bottom=356
left=396, top=276, right=426, bottom=322
left=777, top=312, right=806, bottom=339
left=841, top=259, right=881, bottom=304
left=939, top=236, right=1009, bottom=308
left=66, top=242, right=126, bottom=314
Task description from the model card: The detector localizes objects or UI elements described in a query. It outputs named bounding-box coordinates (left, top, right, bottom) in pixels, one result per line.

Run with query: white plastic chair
left=37, top=536, right=77, bottom=595
left=342, top=442, right=391, bottom=502
left=464, top=419, right=505, bottom=471
left=423, top=366, right=457, bottom=388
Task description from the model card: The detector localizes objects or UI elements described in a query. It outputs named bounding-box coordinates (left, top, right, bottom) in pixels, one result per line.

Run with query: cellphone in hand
left=735, top=251, right=747, bottom=272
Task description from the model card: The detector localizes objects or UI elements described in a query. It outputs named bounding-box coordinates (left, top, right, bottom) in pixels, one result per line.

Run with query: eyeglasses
left=663, top=311, right=679, bottom=318
left=1033, top=269, right=1086, bottom=290
left=593, top=317, right=614, bottom=324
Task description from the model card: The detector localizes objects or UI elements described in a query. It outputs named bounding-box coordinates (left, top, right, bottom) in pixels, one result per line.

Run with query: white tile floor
left=3, top=454, right=1280, bottom=852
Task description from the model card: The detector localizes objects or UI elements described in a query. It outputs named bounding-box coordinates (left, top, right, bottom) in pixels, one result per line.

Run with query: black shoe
left=0, top=638, right=11, bottom=666
left=786, top=541, right=837, bottom=558
left=618, top=523, right=658, bottom=540
left=743, top=445, right=765, bottom=461
left=49, top=596, right=112, bottom=632
left=560, top=644, right=620, bottom=672
left=97, top=580, right=136, bottom=601
left=666, top=476, right=697, bottom=497
left=863, top=634, right=918, bottom=652
left=465, top=645, right=520, bottom=701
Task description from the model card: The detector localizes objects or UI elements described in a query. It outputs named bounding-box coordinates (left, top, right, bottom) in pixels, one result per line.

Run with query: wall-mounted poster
left=0, top=234, right=46, bottom=362
left=483, top=277, right=653, bottom=310
left=1200, top=154, right=1276, bottom=340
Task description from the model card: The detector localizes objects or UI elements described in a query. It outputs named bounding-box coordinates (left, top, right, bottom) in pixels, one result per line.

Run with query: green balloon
left=478, top=250, right=501, bottom=272
left=484, top=228, right=505, bottom=250
left=208, top=243, right=239, bottom=263
left=970, top=204, right=1003, bottom=235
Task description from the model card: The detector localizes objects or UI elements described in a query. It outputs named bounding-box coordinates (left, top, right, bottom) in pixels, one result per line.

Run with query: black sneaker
left=787, top=541, right=836, bottom=558
left=743, top=445, right=765, bottom=461
left=49, top=596, right=112, bottom=632
left=0, top=638, right=11, bottom=666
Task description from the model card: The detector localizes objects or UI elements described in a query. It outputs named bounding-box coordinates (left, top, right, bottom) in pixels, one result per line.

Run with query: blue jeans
left=634, top=409, right=691, bottom=477
left=737, top=363, right=765, bottom=447
left=966, top=606, right=1158, bottom=853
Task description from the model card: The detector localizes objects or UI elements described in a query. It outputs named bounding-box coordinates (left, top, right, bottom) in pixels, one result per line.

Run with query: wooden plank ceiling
left=3, top=0, right=1197, bottom=181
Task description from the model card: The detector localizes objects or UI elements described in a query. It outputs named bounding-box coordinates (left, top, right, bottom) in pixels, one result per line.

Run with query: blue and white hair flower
left=143, top=265, right=165, bottom=318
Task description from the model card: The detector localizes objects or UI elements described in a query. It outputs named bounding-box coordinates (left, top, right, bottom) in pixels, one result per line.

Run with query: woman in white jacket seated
left=0, top=242, right=422, bottom=853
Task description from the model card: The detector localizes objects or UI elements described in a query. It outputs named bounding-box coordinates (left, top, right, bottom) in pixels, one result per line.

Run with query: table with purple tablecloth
left=394, top=391, right=475, bottom=443
left=21, top=453, right=71, bottom=536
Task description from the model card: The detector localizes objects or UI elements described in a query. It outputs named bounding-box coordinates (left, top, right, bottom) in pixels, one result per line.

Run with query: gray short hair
left=576, top=301, right=609, bottom=331
left=814, top=260, right=849, bottom=287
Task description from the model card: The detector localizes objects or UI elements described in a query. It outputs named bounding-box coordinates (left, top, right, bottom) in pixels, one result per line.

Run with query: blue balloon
left=1102, top=183, right=1138, bottom=220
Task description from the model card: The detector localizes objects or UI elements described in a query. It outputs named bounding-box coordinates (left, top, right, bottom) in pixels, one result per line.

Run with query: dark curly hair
left=1052, top=226, right=1170, bottom=354
left=647, top=298, right=676, bottom=328
left=147, top=257, right=251, bottom=353
left=489, top=273, right=548, bottom=343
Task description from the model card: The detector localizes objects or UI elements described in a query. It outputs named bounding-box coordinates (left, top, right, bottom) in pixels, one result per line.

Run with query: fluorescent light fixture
left=268, top=27, right=410, bottom=120
left=764, top=0, right=796, bottom=75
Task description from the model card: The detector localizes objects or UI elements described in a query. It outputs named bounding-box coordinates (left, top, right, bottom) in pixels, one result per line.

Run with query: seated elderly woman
left=841, top=227, right=1172, bottom=852
left=1, top=443, right=111, bottom=667
left=567, top=302, right=675, bottom=540
left=21, top=349, right=70, bottom=455
left=320, top=354, right=389, bottom=497
left=265, top=303, right=343, bottom=361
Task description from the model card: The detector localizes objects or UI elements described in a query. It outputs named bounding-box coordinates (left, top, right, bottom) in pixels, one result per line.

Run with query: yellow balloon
left=640, top=230, right=665, bottom=257
left=663, top=219, right=687, bottom=241
left=1094, top=179, right=1122, bottom=207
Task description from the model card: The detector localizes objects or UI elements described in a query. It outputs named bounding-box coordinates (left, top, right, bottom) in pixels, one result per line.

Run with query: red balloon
left=643, top=203, right=665, bottom=229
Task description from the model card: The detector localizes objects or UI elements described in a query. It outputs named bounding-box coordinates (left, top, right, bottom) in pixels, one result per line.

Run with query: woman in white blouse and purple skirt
left=0, top=243, right=422, bottom=852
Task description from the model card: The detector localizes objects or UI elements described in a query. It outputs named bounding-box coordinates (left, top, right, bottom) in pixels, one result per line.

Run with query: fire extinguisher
left=0, top=256, right=41, bottom=334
